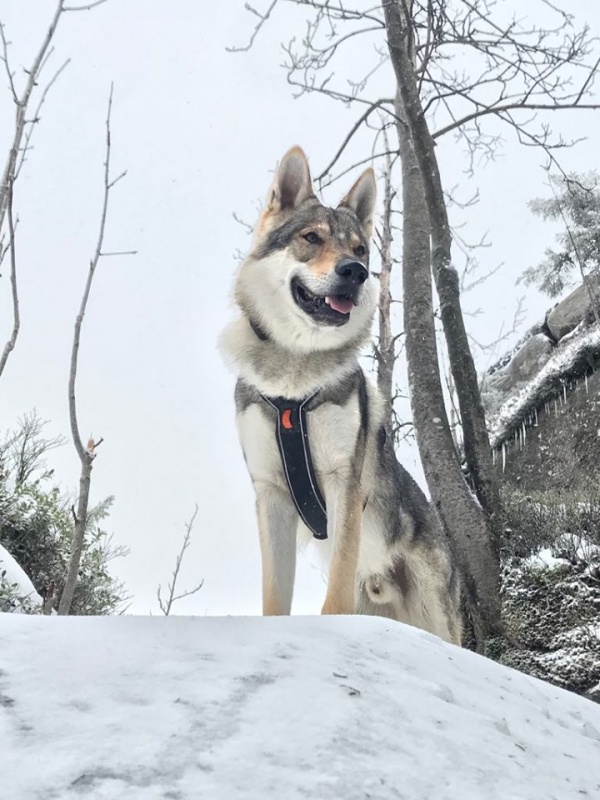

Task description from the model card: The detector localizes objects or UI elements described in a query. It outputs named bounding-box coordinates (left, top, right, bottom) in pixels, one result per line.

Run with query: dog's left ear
left=338, top=168, right=377, bottom=239
left=267, top=146, right=314, bottom=214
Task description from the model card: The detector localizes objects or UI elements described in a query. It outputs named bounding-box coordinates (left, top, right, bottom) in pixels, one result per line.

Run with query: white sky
left=1, top=0, right=599, bottom=616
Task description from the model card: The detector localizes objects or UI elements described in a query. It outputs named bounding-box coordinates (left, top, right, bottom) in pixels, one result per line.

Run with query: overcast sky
left=1, top=0, right=599, bottom=616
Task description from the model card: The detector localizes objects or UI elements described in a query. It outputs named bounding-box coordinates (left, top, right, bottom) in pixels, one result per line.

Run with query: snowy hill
left=2, top=616, right=600, bottom=799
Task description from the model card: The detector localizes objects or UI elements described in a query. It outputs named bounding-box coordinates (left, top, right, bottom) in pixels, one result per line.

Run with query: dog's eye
left=303, top=231, right=322, bottom=245
left=354, top=244, right=367, bottom=258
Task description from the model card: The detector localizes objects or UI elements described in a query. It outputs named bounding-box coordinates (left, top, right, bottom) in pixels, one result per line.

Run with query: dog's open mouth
left=292, top=278, right=355, bottom=326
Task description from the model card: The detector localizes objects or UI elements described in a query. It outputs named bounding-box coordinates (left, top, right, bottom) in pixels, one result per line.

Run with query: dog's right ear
left=266, top=146, right=314, bottom=213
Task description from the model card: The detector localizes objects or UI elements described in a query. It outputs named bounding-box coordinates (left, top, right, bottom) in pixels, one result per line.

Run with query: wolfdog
left=220, top=146, right=462, bottom=644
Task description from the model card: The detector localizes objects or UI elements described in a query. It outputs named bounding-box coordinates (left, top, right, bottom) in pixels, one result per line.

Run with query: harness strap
left=261, top=393, right=328, bottom=540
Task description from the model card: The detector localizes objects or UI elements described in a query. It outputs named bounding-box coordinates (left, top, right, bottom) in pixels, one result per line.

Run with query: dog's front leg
left=321, top=477, right=363, bottom=616
left=255, top=483, right=298, bottom=616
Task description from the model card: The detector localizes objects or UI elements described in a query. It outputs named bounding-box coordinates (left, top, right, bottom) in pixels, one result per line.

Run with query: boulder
left=481, top=333, right=554, bottom=417
left=507, top=332, right=554, bottom=384
left=547, top=274, right=600, bottom=341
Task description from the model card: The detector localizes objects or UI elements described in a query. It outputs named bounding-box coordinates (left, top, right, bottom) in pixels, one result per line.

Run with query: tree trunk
left=57, top=456, right=92, bottom=615
left=396, top=107, right=503, bottom=647
left=383, top=0, right=501, bottom=535
left=376, top=145, right=395, bottom=423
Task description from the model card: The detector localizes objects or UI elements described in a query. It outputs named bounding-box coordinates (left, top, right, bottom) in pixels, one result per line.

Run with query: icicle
left=563, top=384, right=567, bottom=404
left=585, top=373, right=589, bottom=394
left=534, top=407, right=538, bottom=426
left=522, top=421, right=526, bottom=445
left=502, top=441, right=506, bottom=473
left=492, top=447, right=497, bottom=467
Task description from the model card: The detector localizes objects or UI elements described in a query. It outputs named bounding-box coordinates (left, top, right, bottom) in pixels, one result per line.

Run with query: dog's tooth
left=325, top=297, right=331, bottom=305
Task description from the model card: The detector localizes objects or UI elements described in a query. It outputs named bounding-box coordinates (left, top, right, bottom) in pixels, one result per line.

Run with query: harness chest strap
left=260, top=393, right=328, bottom=540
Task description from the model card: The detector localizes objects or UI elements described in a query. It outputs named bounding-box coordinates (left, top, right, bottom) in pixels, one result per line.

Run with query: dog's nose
left=335, top=258, right=368, bottom=285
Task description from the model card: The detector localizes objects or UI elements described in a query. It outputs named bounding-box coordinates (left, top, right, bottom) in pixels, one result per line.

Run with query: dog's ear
left=266, top=146, right=314, bottom=213
left=338, top=168, right=377, bottom=239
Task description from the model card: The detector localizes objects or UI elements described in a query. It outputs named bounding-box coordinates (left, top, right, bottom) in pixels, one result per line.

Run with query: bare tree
left=232, top=0, right=600, bottom=648
left=157, top=506, right=204, bottom=616
left=58, top=85, right=135, bottom=615
left=0, top=0, right=108, bottom=377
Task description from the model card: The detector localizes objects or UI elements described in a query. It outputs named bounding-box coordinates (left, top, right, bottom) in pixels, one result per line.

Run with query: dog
left=220, top=146, right=462, bottom=644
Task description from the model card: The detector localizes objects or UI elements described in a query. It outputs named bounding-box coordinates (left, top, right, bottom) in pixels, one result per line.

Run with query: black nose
left=335, top=258, right=368, bottom=285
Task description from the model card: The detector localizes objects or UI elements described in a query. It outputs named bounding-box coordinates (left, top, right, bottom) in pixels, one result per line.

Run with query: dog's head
left=235, top=146, right=378, bottom=352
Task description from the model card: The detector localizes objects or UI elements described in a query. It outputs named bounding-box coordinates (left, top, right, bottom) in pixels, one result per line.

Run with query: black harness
left=248, top=317, right=328, bottom=540
left=261, top=393, right=328, bottom=540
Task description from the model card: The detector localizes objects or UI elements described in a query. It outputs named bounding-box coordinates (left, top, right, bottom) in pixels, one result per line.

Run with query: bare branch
left=14, top=58, right=71, bottom=181
left=63, top=0, right=109, bottom=10
left=0, top=178, right=20, bottom=377
left=157, top=505, right=204, bottom=616
left=59, top=83, right=134, bottom=615
left=0, top=0, right=65, bottom=232
left=226, top=0, right=279, bottom=52
left=232, top=211, right=254, bottom=234
left=67, top=86, right=116, bottom=463
left=315, top=98, right=394, bottom=183
left=0, top=22, right=19, bottom=105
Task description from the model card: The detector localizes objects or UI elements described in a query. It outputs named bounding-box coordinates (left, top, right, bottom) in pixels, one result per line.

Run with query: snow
left=525, top=547, right=565, bottom=569
left=1, top=616, right=600, bottom=799
left=0, top=543, right=42, bottom=612
left=489, top=325, right=600, bottom=448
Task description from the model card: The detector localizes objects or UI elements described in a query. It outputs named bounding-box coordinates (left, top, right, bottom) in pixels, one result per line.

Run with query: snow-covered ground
left=2, top=615, right=600, bottom=799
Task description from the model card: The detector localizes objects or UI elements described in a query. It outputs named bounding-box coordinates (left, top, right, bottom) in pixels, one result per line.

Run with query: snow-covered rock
left=488, top=324, right=600, bottom=448
left=1, top=615, right=600, bottom=799
left=547, top=276, right=600, bottom=341
left=482, top=333, right=554, bottom=416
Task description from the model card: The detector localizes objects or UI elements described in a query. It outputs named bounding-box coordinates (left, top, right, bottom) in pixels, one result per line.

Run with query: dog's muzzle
left=291, top=256, right=369, bottom=326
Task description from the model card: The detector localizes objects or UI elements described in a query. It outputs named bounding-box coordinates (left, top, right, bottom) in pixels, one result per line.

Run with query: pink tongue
left=327, top=296, right=353, bottom=315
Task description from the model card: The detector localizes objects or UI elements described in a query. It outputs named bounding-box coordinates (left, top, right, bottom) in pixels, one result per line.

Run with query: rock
left=507, top=333, right=553, bottom=384
left=547, top=274, right=600, bottom=341
left=481, top=334, right=553, bottom=417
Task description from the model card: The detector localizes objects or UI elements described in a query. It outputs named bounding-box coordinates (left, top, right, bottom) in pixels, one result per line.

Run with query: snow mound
left=1, top=615, right=600, bottom=799
left=0, top=543, right=42, bottom=612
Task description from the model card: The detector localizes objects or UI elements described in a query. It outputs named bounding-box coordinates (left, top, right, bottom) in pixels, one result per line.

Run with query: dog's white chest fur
left=237, top=396, right=361, bottom=492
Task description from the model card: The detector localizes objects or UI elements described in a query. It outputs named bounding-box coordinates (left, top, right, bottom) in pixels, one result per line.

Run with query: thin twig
left=157, top=505, right=204, bottom=616
left=14, top=58, right=71, bottom=181
left=63, top=0, right=109, bottom=11
left=226, top=0, right=279, bottom=52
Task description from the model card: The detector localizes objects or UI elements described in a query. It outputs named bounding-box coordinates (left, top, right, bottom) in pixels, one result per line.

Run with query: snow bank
left=1, top=615, right=600, bottom=799
left=0, top=543, right=42, bottom=612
